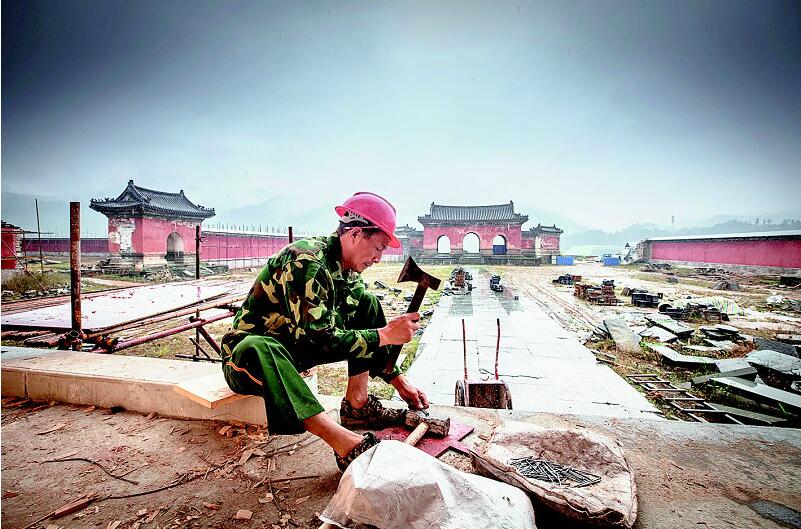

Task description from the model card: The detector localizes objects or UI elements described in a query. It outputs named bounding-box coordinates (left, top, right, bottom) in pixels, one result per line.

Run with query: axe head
left=405, top=410, right=450, bottom=437
left=397, top=256, right=441, bottom=290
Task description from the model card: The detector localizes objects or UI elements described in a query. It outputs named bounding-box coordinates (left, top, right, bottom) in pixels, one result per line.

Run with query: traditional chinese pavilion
left=406, top=202, right=562, bottom=265
left=90, top=180, right=215, bottom=267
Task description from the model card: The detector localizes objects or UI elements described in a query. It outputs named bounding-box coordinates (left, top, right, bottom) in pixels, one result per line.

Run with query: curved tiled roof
left=418, top=202, right=528, bottom=224
left=529, top=223, right=563, bottom=235
left=90, top=180, right=215, bottom=219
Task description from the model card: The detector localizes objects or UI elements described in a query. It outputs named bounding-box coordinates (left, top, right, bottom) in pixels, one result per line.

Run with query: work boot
left=335, top=432, right=380, bottom=472
left=340, top=395, right=406, bottom=428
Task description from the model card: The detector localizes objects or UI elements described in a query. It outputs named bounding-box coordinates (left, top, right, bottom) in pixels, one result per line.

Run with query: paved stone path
left=404, top=269, right=662, bottom=419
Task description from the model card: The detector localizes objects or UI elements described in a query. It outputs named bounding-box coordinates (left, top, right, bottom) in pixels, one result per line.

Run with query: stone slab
left=407, top=277, right=661, bottom=420
left=639, top=326, right=678, bottom=343
left=711, top=377, right=801, bottom=414
left=0, top=346, right=314, bottom=425
left=645, top=315, right=695, bottom=337
left=707, top=403, right=787, bottom=426
left=603, top=317, right=641, bottom=354
left=644, top=343, right=717, bottom=367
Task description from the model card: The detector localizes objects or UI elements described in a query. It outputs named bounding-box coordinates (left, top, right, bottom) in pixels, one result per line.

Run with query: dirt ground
left=3, top=398, right=800, bottom=529
left=1, top=400, right=341, bottom=529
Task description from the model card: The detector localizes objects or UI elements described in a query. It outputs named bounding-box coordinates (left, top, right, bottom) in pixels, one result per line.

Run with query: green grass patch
left=1, top=271, right=69, bottom=294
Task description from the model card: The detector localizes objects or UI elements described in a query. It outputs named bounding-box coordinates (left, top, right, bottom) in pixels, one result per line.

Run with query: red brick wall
left=422, top=225, right=523, bottom=251
left=136, top=218, right=200, bottom=255
left=540, top=235, right=560, bottom=251
left=21, top=238, right=109, bottom=256
left=201, top=233, right=289, bottom=260
left=651, top=239, right=801, bottom=268
left=1, top=228, right=19, bottom=269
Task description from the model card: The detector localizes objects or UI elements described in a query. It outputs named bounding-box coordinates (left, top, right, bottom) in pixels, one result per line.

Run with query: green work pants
left=221, top=292, right=394, bottom=434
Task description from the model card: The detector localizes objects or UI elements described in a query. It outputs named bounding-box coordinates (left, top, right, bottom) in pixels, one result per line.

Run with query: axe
left=383, top=256, right=441, bottom=374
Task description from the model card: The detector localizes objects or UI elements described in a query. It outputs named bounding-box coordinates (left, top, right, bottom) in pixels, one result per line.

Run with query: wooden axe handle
left=383, top=282, right=428, bottom=374
left=404, top=421, right=430, bottom=447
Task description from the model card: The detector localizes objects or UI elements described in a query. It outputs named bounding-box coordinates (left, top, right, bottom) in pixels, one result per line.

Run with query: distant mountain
left=696, top=212, right=801, bottom=227
left=514, top=202, right=589, bottom=234
left=1, top=191, right=108, bottom=237
left=212, top=197, right=333, bottom=236
left=562, top=217, right=801, bottom=255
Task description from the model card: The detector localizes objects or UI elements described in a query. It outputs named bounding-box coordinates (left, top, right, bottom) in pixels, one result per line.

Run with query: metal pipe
left=35, top=198, right=44, bottom=274
left=95, top=312, right=231, bottom=353
left=195, top=225, right=201, bottom=358
left=69, top=202, right=82, bottom=341
left=462, top=318, right=468, bottom=380
left=83, top=294, right=244, bottom=339
left=495, top=318, right=500, bottom=380
left=195, top=225, right=201, bottom=279
left=195, top=323, right=222, bottom=355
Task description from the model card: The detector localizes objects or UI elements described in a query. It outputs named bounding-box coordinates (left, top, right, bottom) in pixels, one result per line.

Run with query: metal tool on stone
left=403, top=410, right=450, bottom=447
left=383, top=256, right=442, bottom=374
left=455, top=317, right=513, bottom=409
left=508, top=457, right=601, bottom=488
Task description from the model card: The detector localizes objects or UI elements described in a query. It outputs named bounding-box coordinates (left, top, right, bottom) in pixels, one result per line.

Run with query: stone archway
left=166, top=232, right=185, bottom=261
left=437, top=235, right=451, bottom=254
left=463, top=233, right=480, bottom=254
left=492, top=234, right=508, bottom=255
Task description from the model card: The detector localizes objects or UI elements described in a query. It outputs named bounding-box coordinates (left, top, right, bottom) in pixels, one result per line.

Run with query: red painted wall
left=423, top=225, right=523, bottom=251
left=540, top=235, right=560, bottom=251
left=382, top=243, right=404, bottom=257
left=22, top=238, right=109, bottom=255
left=651, top=239, right=801, bottom=268
left=201, top=233, right=289, bottom=260
left=136, top=218, right=199, bottom=255
left=2, top=228, right=19, bottom=269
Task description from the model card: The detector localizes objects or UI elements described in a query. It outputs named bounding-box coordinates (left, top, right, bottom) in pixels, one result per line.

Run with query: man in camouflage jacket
left=221, top=193, right=428, bottom=470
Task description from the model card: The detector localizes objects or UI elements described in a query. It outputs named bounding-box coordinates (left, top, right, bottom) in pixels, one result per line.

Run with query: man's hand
left=391, top=375, right=429, bottom=410
left=378, top=313, right=420, bottom=346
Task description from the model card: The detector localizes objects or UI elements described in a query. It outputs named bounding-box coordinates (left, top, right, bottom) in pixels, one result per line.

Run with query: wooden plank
left=173, top=373, right=251, bottom=409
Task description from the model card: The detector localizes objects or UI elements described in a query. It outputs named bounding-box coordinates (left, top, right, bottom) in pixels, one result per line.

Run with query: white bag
left=320, top=440, right=537, bottom=529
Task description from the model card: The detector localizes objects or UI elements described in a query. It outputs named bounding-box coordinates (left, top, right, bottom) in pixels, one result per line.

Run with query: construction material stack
left=573, top=279, right=619, bottom=305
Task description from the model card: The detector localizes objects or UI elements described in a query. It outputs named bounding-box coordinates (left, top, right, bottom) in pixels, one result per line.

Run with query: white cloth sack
left=320, top=440, right=537, bottom=529
left=472, top=421, right=638, bottom=528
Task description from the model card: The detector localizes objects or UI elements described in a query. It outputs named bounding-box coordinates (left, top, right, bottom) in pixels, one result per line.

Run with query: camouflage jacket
left=227, top=233, right=385, bottom=369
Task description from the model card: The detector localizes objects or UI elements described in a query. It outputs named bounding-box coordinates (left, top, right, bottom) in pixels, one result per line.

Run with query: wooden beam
left=173, top=373, right=252, bottom=409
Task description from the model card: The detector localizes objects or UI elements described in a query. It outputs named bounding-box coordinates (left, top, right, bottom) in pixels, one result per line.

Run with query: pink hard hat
left=335, top=192, right=400, bottom=248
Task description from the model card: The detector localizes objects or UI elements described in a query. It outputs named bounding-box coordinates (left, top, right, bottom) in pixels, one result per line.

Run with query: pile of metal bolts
left=508, top=457, right=602, bottom=488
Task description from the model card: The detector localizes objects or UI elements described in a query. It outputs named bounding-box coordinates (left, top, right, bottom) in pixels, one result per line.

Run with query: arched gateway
left=90, top=180, right=215, bottom=267
left=410, top=201, right=562, bottom=265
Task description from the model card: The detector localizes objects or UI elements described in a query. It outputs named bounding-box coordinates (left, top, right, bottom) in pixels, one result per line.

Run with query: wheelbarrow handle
left=463, top=318, right=468, bottom=380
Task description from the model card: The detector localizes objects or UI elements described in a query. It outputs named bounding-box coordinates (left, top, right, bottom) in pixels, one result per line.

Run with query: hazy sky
left=3, top=0, right=801, bottom=232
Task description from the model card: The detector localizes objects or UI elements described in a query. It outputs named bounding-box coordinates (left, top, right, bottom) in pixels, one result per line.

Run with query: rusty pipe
left=83, top=295, right=245, bottom=339
left=93, top=312, right=231, bottom=353
left=69, top=202, right=82, bottom=344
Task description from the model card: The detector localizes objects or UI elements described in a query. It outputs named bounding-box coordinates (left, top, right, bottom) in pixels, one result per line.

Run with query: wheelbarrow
left=455, top=318, right=513, bottom=409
